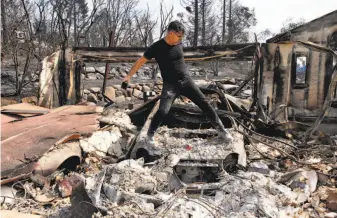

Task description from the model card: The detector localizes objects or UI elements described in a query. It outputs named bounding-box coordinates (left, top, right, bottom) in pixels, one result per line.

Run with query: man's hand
left=123, top=56, right=148, bottom=84
left=122, top=75, right=131, bottom=90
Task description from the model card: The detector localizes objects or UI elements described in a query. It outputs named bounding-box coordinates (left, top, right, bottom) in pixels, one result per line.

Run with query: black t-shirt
left=143, top=39, right=191, bottom=84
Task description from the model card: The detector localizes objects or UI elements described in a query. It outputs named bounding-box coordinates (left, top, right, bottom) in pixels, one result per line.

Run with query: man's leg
left=181, top=80, right=233, bottom=142
left=147, top=83, right=179, bottom=138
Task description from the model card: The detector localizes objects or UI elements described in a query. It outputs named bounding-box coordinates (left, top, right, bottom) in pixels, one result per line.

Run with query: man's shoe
left=218, top=131, right=234, bottom=144
left=145, top=135, right=157, bottom=146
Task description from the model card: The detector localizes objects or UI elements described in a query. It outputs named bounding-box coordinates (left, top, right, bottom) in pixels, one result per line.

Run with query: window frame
left=291, top=52, right=309, bottom=89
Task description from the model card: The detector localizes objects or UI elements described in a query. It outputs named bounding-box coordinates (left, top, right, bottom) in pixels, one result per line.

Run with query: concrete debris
left=104, top=87, right=116, bottom=102
left=248, top=161, right=270, bottom=175
left=84, top=159, right=158, bottom=206
left=99, top=108, right=137, bottom=131
left=87, top=93, right=99, bottom=103
left=325, top=212, right=337, bottom=218
left=85, top=169, right=106, bottom=205
left=89, top=87, right=102, bottom=93
left=327, top=192, right=337, bottom=211
left=70, top=181, right=99, bottom=218
left=105, top=159, right=157, bottom=193
left=278, top=169, right=318, bottom=193
left=115, top=95, right=126, bottom=103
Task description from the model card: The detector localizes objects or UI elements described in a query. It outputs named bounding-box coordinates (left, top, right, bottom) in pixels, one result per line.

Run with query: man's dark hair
left=167, top=21, right=185, bottom=34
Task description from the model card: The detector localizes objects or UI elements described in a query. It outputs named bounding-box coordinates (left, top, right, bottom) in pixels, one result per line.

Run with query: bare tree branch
left=159, top=0, right=174, bottom=39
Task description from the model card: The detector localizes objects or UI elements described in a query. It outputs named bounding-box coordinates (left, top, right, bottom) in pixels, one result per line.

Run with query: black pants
left=148, top=79, right=227, bottom=136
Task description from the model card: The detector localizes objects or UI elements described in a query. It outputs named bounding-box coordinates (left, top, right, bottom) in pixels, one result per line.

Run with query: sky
left=138, top=0, right=337, bottom=38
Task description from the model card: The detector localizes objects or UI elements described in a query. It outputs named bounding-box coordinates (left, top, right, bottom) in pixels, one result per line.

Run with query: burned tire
left=222, top=153, right=239, bottom=173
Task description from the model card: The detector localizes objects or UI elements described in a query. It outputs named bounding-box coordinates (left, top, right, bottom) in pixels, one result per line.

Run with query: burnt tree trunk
left=222, top=0, right=226, bottom=45
left=75, top=61, right=82, bottom=103
left=73, top=1, right=77, bottom=46
left=59, top=45, right=67, bottom=106
left=228, top=0, right=232, bottom=43
left=201, top=0, right=206, bottom=46
left=193, top=0, right=198, bottom=47
left=1, top=0, right=8, bottom=49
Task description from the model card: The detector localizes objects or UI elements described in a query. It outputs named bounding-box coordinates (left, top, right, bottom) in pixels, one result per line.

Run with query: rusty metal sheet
left=49, top=105, right=100, bottom=114
left=1, top=105, right=99, bottom=178
left=35, top=141, right=82, bottom=176
left=1, top=103, right=50, bottom=117
left=1, top=114, right=20, bottom=124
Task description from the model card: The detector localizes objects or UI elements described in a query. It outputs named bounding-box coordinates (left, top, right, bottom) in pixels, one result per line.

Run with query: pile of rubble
left=83, top=64, right=155, bottom=81
left=81, top=62, right=249, bottom=81
left=82, top=78, right=252, bottom=106
left=1, top=79, right=337, bottom=218
left=82, top=82, right=159, bottom=104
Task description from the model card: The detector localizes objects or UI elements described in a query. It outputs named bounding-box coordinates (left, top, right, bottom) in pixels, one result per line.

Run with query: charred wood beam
left=59, top=49, right=67, bottom=106
left=0, top=172, right=32, bottom=185
left=231, top=73, right=255, bottom=96
left=1, top=109, right=49, bottom=115
left=72, top=43, right=255, bottom=52
left=266, top=32, right=291, bottom=43
left=127, top=95, right=160, bottom=116
left=102, top=31, right=114, bottom=99
left=303, top=64, right=337, bottom=144
left=73, top=44, right=256, bottom=63
left=129, top=101, right=241, bottom=128
left=127, top=101, right=160, bottom=159
left=74, top=61, right=82, bottom=103
left=200, top=86, right=252, bottom=118
left=170, top=103, right=240, bottom=118
left=251, top=44, right=262, bottom=114
left=128, top=86, right=251, bottom=126
left=76, top=50, right=253, bottom=59
left=80, top=56, right=254, bottom=63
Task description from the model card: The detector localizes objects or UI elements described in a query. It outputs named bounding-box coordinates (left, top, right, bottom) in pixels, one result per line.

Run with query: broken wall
left=290, top=11, right=337, bottom=48
left=267, top=10, right=337, bottom=50
left=38, top=48, right=81, bottom=108
left=38, top=51, right=60, bottom=108
left=261, top=42, right=337, bottom=122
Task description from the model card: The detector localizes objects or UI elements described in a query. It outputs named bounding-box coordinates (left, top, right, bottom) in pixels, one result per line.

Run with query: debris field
left=1, top=76, right=337, bottom=218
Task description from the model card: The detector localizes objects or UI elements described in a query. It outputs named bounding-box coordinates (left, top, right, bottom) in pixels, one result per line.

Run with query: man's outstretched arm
left=123, top=56, right=148, bottom=82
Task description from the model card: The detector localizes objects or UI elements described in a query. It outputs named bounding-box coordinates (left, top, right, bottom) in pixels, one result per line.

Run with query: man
left=123, top=21, right=233, bottom=145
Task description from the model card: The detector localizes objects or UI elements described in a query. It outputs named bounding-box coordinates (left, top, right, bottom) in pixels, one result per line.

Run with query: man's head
left=165, top=21, right=185, bottom=45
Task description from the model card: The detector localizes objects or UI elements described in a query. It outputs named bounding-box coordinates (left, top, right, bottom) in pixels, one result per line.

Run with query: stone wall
left=82, top=82, right=161, bottom=105
left=82, top=61, right=251, bottom=82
